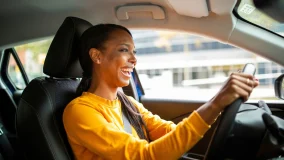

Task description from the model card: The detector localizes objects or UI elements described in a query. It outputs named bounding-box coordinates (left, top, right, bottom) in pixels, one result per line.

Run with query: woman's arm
left=128, top=72, right=259, bottom=140
left=63, top=103, right=209, bottom=160
left=127, top=96, right=177, bottom=141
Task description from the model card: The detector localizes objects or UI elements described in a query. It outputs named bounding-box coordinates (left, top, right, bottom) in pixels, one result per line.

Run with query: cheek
left=118, top=55, right=128, bottom=65
left=104, top=54, right=127, bottom=74
left=111, top=54, right=128, bottom=67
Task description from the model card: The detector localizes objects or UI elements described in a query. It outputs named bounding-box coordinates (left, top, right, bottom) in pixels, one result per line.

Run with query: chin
left=118, top=80, right=130, bottom=87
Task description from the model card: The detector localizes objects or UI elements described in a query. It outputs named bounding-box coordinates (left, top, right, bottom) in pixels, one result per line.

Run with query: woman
left=63, top=24, right=259, bottom=160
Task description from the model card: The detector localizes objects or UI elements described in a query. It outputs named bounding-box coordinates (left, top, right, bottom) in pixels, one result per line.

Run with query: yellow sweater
left=63, top=92, right=210, bottom=160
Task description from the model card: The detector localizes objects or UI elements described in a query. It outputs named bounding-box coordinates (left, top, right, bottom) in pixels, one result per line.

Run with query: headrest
left=43, top=17, right=92, bottom=78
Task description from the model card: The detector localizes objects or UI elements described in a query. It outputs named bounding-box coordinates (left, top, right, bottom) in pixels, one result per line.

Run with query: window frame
left=1, top=48, right=29, bottom=92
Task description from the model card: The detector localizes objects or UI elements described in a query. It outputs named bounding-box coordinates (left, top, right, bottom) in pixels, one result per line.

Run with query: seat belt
left=0, top=123, right=15, bottom=159
left=122, top=112, right=132, bottom=134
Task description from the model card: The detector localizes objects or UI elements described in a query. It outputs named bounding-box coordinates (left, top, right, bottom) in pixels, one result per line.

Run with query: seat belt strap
left=122, top=112, right=132, bottom=134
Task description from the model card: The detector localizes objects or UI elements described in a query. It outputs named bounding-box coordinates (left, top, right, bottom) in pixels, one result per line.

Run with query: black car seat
left=16, top=17, right=92, bottom=160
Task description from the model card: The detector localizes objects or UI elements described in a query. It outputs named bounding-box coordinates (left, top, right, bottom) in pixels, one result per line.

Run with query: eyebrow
left=119, top=43, right=136, bottom=49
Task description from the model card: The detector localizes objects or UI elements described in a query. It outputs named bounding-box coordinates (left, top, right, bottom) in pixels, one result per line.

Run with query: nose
left=129, top=53, right=137, bottom=66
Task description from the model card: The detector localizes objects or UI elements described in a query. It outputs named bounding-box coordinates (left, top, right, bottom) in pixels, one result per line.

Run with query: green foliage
left=15, top=38, right=53, bottom=59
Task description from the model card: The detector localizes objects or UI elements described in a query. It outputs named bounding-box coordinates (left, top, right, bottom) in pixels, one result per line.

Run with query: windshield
left=235, top=0, right=284, bottom=37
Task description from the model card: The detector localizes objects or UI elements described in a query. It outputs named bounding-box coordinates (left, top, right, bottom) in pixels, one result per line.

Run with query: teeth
left=121, top=68, right=133, bottom=72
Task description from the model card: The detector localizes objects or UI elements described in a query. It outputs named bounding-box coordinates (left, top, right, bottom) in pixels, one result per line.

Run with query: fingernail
left=255, top=78, right=259, bottom=81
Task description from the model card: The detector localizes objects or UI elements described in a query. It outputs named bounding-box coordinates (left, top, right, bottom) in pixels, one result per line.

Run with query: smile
left=121, top=68, right=133, bottom=78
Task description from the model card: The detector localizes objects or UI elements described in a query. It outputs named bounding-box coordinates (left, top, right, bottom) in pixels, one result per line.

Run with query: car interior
left=1, top=0, right=284, bottom=160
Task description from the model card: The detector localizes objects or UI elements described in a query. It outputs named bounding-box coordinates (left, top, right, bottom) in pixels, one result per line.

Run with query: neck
left=88, top=78, right=118, bottom=101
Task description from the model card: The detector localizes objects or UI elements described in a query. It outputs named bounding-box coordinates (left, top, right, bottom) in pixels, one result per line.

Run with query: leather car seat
left=16, top=17, right=92, bottom=160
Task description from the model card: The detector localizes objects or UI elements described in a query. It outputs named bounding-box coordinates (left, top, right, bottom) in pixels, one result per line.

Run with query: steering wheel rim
left=205, top=98, right=243, bottom=160
left=205, top=63, right=256, bottom=159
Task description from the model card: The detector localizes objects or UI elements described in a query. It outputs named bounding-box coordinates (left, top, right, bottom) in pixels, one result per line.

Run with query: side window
left=14, top=38, right=53, bottom=80
left=131, top=30, right=284, bottom=100
left=8, top=54, right=26, bottom=89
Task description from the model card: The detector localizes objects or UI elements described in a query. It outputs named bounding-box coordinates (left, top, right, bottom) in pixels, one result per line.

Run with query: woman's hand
left=197, top=72, right=259, bottom=125
left=210, top=72, right=259, bottom=112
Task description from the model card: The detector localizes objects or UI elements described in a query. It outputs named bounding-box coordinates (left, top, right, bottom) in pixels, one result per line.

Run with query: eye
left=133, top=50, right=137, bottom=55
left=119, top=48, right=129, bottom=52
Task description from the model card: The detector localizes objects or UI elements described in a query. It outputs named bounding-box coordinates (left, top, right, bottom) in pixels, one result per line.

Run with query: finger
left=251, top=80, right=259, bottom=88
left=231, top=84, right=250, bottom=101
left=245, top=79, right=259, bottom=89
left=229, top=77, right=252, bottom=93
left=230, top=72, right=254, bottom=80
left=253, top=79, right=259, bottom=88
left=230, top=74, right=255, bottom=88
left=231, top=73, right=259, bottom=89
left=231, top=73, right=260, bottom=89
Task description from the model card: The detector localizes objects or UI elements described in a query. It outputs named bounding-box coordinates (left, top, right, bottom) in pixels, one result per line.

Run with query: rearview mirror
left=253, top=0, right=284, bottom=22
left=275, top=74, right=284, bottom=99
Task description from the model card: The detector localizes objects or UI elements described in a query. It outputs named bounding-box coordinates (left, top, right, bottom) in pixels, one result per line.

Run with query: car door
left=0, top=48, right=30, bottom=159
left=0, top=48, right=29, bottom=132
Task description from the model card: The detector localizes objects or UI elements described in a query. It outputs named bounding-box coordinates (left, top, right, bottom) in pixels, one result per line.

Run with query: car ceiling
left=1, top=0, right=284, bottom=66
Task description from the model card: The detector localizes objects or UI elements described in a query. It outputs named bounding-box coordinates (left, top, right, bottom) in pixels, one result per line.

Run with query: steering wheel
left=205, top=99, right=243, bottom=159
left=205, top=64, right=256, bottom=160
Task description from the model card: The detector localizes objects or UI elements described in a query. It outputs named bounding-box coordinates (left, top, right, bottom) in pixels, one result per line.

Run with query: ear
left=89, top=48, right=101, bottom=64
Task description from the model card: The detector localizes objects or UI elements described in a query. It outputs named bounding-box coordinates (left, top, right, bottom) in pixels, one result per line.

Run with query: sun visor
left=167, top=0, right=209, bottom=18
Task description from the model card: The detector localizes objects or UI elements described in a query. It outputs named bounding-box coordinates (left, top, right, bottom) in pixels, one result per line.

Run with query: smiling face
left=90, top=29, right=137, bottom=88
